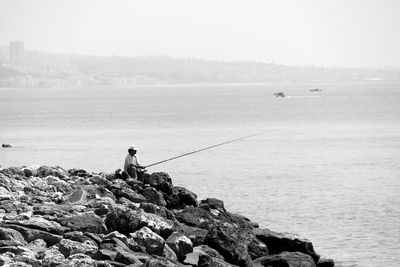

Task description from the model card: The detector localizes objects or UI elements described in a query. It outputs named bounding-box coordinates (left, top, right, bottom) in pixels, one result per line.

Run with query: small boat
left=274, top=92, right=285, bottom=98
left=310, top=88, right=322, bottom=92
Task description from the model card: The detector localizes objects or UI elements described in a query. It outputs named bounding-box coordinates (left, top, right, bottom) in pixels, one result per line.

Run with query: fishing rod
left=144, top=130, right=267, bottom=168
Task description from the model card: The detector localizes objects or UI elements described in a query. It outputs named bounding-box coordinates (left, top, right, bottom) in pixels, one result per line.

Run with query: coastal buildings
left=9, top=41, right=24, bottom=63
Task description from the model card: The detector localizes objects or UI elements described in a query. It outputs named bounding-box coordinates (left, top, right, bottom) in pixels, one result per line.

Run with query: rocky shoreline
left=0, top=165, right=335, bottom=267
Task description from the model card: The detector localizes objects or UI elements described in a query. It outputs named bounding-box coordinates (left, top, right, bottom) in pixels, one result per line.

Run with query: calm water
left=1, top=82, right=399, bottom=266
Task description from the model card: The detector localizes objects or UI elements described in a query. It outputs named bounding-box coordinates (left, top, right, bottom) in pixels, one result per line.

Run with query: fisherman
left=124, top=146, right=145, bottom=179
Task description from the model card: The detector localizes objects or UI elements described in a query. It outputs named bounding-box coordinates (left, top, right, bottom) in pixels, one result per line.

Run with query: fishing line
left=144, top=130, right=267, bottom=168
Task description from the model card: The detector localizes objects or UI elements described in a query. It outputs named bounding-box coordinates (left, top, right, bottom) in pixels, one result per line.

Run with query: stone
left=118, top=187, right=147, bottom=203
left=146, top=255, right=178, bottom=267
left=130, top=226, right=165, bottom=256
left=174, top=206, right=217, bottom=229
left=26, top=239, right=47, bottom=253
left=57, top=214, right=108, bottom=234
left=200, top=198, right=226, bottom=212
left=317, top=258, right=335, bottom=267
left=2, top=224, right=62, bottom=246
left=205, top=223, right=255, bottom=267
left=253, top=228, right=320, bottom=262
left=2, top=216, right=67, bottom=235
left=168, top=186, right=198, bottom=208
left=176, top=224, right=209, bottom=246
left=146, top=172, right=174, bottom=195
left=163, top=244, right=178, bottom=262
left=166, top=232, right=193, bottom=262
left=218, top=212, right=259, bottom=229
left=93, top=249, right=118, bottom=261
left=198, top=254, right=239, bottom=267
left=0, top=227, right=27, bottom=245
left=58, top=239, right=98, bottom=258
left=136, top=209, right=175, bottom=238
left=139, top=202, right=175, bottom=220
left=253, top=252, right=316, bottom=267
left=42, top=246, right=66, bottom=266
left=141, top=187, right=167, bottom=206
left=105, top=204, right=140, bottom=235
left=64, top=253, right=98, bottom=266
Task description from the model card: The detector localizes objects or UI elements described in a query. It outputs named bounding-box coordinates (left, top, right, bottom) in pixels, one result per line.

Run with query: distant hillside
left=1, top=49, right=400, bottom=87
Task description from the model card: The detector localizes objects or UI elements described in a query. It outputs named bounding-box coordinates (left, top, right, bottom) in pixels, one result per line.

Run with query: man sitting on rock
left=124, top=146, right=145, bottom=179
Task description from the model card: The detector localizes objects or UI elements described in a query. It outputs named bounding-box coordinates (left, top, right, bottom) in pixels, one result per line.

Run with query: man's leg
left=127, top=165, right=137, bottom=179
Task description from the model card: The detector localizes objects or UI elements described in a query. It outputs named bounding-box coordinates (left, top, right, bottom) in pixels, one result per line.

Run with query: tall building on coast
left=9, top=41, right=24, bottom=63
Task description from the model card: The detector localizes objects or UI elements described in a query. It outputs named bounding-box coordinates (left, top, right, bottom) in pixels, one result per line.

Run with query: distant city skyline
left=1, top=0, right=400, bottom=68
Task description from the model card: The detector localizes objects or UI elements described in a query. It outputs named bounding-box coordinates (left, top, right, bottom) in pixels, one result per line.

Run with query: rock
left=176, top=224, right=209, bottom=246
left=166, top=232, right=193, bottom=261
left=63, top=253, right=99, bottom=266
left=253, top=228, right=320, bottom=262
left=140, top=202, right=175, bottom=220
left=103, top=231, right=129, bottom=246
left=130, top=226, right=165, bottom=256
left=42, top=246, right=66, bottom=266
left=174, top=206, right=217, bottom=229
left=253, top=251, right=316, bottom=267
left=14, top=252, right=43, bottom=266
left=26, top=239, right=47, bottom=253
left=163, top=244, right=178, bottom=262
left=93, top=249, right=118, bottom=261
left=37, top=165, right=68, bottom=179
left=118, top=187, right=147, bottom=203
left=218, top=212, right=259, bottom=229
left=58, top=239, right=98, bottom=258
left=136, top=209, right=175, bottom=238
left=3, top=216, right=67, bottom=235
left=0, top=226, right=27, bottom=245
left=168, top=186, right=198, bottom=208
left=200, top=198, right=226, bottom=212
left=317, top=258, right=335, bottom=267
left=105, top=204, right=141, bottom=235
left=146, top=172, right=174, bottom=195
left=198, top=253, right=239, bottom=267
left=146, top=255, right=178, bottom=267
left=57, top=214, right=108, bottom=234
left=205, top=223, right=256, bottom=267
left=2, top=224, right=62, bottom=246
left=141, top=187, right=167, bottom=206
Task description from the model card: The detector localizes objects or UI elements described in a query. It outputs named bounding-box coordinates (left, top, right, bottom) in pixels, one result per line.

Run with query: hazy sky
left=1, top=0, right=399, bottom=67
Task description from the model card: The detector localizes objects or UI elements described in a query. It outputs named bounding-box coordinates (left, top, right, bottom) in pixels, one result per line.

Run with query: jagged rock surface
left=0, top=165, right=335, bottom=266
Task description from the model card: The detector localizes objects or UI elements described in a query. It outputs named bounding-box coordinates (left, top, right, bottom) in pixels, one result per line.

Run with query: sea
left=0, top=82, right=399, bottom=267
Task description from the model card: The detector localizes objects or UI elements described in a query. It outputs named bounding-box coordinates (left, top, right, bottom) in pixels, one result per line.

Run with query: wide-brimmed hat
left=128, top=146, right=137, bottom=151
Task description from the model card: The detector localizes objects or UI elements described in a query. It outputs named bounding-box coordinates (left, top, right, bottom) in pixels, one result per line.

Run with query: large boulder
left=2, top=217, right=67, bottom=235
left=141, top=187, right=167, bottom=206
left=174, top=206, right=217, bottom=229
left=58, top=214, right=108, bottom=234
left=205, top=223, right=268, bottom=267
left=253, top=252, right=316, bottom=267
left=175, top=224, right=209, bottom=247
left=58, top=239, right=98, bottom=258
left=139, top=202, right=175, bottom=220
left=118, top=187, right=147, bottom=203
left=136, top=209, right=175, bottom=238
left=0, top=227, right=27, bottom=245
left=146, top=172, right=174, bottom=195
left=130, top=227, right=165, bottom=256
left=200, top=198, right=226, bottom=212
left=167, top=186, right=198, bottom=208
left=42, top=246, right=66, bottom=266
left=253, top=228, right=320, bottom=262
left=166, top=232, right=193, bottom=261
left=105, top=204, right=140, bottom=235
left=2, top=224, right=62, bottom=246
left=37, top=165, right=68, bottom=179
